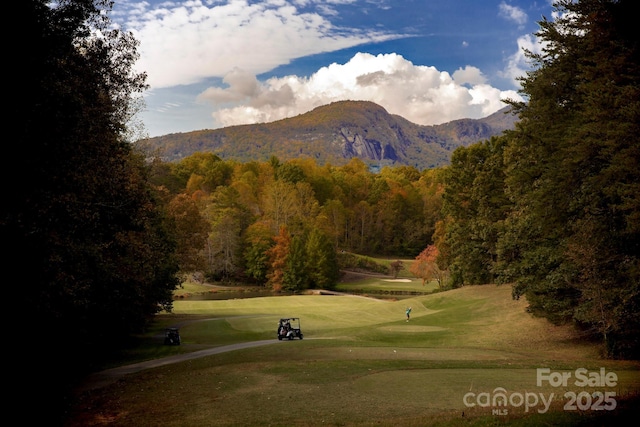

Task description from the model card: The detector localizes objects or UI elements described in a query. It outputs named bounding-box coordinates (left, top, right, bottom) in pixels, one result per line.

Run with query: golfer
left=406, top=306, right=412, bottom=321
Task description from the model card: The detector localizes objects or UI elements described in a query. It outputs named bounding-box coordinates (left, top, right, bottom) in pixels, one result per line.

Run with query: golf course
left=65, top=275, right=640, bottom=426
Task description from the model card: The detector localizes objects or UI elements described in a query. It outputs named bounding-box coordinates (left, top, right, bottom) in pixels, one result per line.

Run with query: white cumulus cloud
left=498, top=1, right=528, bottom=28
left=198, top=53, right=522, bottom=128
left=118, top=0, right=401, bottom=88
left=500, top=34, right=546, bottom=83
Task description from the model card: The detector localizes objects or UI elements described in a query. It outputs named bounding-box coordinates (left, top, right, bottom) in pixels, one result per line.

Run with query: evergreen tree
left=282, top=234, right=310, bottom=291
left=442, top=136, right=510, bottom=286
left=306, top=228, right=340, bottom=289
left=243, top=221, right=273, bottom=285
left=500, top=0, right=639, bottom=358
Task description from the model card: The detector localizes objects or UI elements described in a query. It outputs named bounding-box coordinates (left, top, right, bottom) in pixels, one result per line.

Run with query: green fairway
left=67, top=284, right=640, bottom=426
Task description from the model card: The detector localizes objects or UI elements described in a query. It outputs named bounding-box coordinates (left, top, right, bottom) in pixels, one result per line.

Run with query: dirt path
left=75, top=339, right=283, bottom=394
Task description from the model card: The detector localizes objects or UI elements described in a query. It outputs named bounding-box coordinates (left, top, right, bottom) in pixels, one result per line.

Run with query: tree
left=266, top=226, right=292, bottom=291
left=305, top=228, right=340, bottom=290
left=500, top=0, right=640, bottom=358
left=282, top=234, right=309, bottom=291
left=10, top=0, right=180, bottom=419
left=351, top=200, right=374, bottom=253
left=205, top=186, right=252, bottom=280
left=390, top=260, right=405, bottom=279
left=261, top=179, right=299, bottom=233
left=442, top=136, right=511, bottom=286
left=207, top=214, right=242, bottom=280
left=243, top=221, right=273, bottom=285
left=410, top=245, right=447, bottom=287
left=167, top=193, right=209, bottom=275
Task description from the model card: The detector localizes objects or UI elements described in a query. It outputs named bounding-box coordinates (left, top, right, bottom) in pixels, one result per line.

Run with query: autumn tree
left=205, top=186, right=251, bottom=280
left=266, top=226, right=292, bottom=291
left=410, top=245, right=447, bottom=287
left=172, top=152, right=231, bottom=193
left=261, top=179, right=299, bottom=233
left=319, top=199, right=347, bottom=248
left=208, top=214, right=242, bottom=280
left=416, top=168, right=446, bottom=248
left=167, top=193, right=209, bottom=277
left=351, top=200, right=374, bottom=253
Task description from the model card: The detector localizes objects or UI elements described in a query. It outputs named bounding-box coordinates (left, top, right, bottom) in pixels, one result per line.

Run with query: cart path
left=75, top=339, right=283, bottom=394
left=75, top=284, right=390, bottom=395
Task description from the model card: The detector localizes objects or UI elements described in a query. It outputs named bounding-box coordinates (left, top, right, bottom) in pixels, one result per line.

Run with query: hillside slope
left=140, top=100, right=518, bottom=169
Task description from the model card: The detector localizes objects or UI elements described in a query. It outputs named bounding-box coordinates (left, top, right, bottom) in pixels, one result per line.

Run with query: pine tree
left=306, top=228, right=340, bottom=290
left=442, top=136, right=510, bottom=286
left=500, top=0, right=640, bottom=357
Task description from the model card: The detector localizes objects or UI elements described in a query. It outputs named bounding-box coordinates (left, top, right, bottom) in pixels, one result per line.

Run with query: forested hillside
left=139, top=101, right=517, bottom=170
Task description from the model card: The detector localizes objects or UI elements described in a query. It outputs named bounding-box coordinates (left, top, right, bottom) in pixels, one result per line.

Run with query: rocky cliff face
left=140, top=100, right=518, bottom=169
left=340, top=128, right=384, bottom=160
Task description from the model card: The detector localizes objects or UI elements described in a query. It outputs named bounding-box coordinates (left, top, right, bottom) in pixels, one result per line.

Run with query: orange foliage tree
left=266, top=226, right=291, bottom=291
left=410, top=245, right=446, bottom=287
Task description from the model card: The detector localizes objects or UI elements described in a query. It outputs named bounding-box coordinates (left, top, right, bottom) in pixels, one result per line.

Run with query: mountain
left=140, top=100, right=518, bottom=169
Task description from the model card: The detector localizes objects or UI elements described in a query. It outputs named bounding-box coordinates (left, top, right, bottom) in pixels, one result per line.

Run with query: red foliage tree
left=410, top=245, right=442, bottom=286
left=266, top=226, right=291, bottom=291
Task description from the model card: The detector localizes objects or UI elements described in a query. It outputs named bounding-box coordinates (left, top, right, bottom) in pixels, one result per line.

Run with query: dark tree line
left=8, top=1, right=180, bottom=421
left=441, top=0, right=639, bottom=358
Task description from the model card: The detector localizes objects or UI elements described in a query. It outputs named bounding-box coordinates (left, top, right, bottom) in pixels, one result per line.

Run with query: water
left=177, top=289, right=294, bottom=300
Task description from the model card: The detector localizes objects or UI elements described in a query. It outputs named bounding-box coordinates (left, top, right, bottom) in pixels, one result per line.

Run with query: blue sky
left=111, top=0, right=554, bottom=137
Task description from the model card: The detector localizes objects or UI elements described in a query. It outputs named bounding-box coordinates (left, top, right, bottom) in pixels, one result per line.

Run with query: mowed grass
left=66, top=284, right=640, bottom=427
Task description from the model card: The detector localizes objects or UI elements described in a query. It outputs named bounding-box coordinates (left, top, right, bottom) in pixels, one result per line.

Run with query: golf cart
left=164, top=327, right=181, bottom=345
left=277, top=318, right=303, bottom=340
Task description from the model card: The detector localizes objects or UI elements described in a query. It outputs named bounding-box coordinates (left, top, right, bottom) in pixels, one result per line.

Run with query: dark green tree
left=282, top=234, right=310, bottom=291
left=305, top=228, right=340, bottom=289
left=9, top=1, right=180, bottom=418
left=243, top=221, right=274, bottom=285
left=500, top=0, right=640, bottom=358
left=442, top=136, right=510, bottom=286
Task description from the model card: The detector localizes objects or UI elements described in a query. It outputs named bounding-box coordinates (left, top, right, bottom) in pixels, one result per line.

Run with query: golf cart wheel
left=299, top=334, right=303, bottom=339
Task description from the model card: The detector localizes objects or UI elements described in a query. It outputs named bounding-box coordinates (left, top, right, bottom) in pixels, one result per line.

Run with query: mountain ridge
left=140, top=100, right=518, bottom=169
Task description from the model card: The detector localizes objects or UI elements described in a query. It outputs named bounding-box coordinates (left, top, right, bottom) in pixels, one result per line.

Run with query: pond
left=175, top=288, right=295, bottom=300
